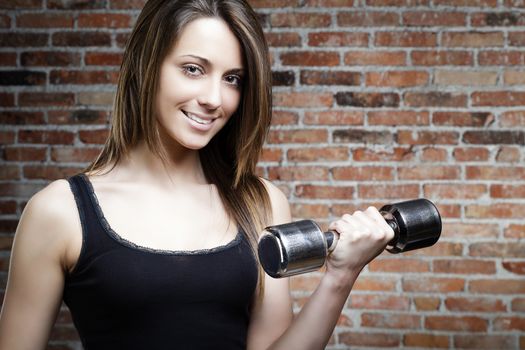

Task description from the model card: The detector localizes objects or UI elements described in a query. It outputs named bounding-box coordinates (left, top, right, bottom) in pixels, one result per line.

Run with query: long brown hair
left=87, top=0, right=273, bottom=291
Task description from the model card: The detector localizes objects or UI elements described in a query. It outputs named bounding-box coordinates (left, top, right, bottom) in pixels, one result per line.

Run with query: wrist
left=322, top=265, right=362, bottom=293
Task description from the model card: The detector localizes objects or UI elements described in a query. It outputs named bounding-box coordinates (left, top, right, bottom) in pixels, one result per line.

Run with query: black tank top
left=63, top=174, right=258, bottom=350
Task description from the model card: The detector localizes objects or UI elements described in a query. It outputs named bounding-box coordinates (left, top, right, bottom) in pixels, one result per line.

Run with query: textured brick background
left=1, top=0, right=525, bottom=349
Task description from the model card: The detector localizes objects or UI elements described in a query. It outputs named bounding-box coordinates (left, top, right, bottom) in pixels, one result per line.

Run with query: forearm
left=268, top=268, right=361, bottom=350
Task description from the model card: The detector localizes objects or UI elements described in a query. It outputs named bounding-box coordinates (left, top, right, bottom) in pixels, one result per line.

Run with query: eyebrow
left=180, top=54, right=245, bottom=75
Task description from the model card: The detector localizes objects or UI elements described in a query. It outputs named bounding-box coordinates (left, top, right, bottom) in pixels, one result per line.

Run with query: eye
left=225, top=74, right=242, bottom=88
left=181, top=64, right=203, bottom=77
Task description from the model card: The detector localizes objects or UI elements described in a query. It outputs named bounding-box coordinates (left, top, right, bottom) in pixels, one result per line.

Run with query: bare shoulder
left=259, top=178, right=291, bottom=225
left=15, top=179, right=81, bottom=270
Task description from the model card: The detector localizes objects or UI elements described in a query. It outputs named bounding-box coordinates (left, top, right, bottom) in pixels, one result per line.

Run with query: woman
left=0, top=0, right=394, bottom=349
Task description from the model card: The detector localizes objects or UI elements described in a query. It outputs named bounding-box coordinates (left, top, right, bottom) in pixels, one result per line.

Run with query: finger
left=365, top=206, right=395, bottom=241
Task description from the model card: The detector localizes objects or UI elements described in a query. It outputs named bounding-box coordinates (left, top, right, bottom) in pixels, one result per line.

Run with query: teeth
left=184, top=111, right=213, bottom=125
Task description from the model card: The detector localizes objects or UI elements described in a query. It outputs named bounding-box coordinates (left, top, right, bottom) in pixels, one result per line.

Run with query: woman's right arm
left=0, top=180, right=80, bottom=350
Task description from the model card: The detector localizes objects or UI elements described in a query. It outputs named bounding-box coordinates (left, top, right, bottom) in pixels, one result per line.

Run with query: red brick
left=375, top=31, right=437, bottom=47
left=115, top=32, right=131, bottom=48
left=19, top=92, right=75, bottom=107
left=304, top=111, right=363, bottom=125
left=425, top=316, right=487, bottom=332
left=467, top=166, right=525, bottom=180
left=268, top=166, right=329, bottom=181
left=48, top=0, right=107, bottom=9
left=3, top=147, right=47, bottom=161
left=491, top=184, right=525, bottom=198
left=353, top=276, right=397, bottom=291
left=79, top=129, right=108, bottom=144
left=469, top=279, right=525, bottom=294
left=51, top=147, right=101, bottom=162
left=344, top=51, right=406, bottom=66
left=0, top=165, right=20, bottom=180
left=52, top=31, right=111, bottom=47
left=467, top=204, right=525, bottom=219
left=433, top=0, right=496, bottom=5
left=454, top=335, right=516, bottom=349
left=421, top=147, right=448, bottom=161
left=397, top=130, right=458, bottom=145
left=300, top=70, right=359, bottom=86
left=304, top=0, right=355, bottom=5
left=505, top=224, right=525, bottom=239
left=435, top=69, right=498, bottom=86
left=442, top=31, right=504, bottom=47
left=271, top=111, right=298, bottom=125
left=0, top=33, right=48, bottom=47
left=0, top=14, right=10, bottom=28
left=249, top=0, right=298, bottom=7
left=479, top=50, right=523, bottom=65
left=500, top=110, right=525, bottom=126
left=352, top=147, right=415, bottom=162
left=368, top=110, right=429, bottom=126
left=280, top=51, right=339, bottom=67
left=469, top=242, right=525, bottom=257
left=0, top=111, right=45, bottom=124
left=259, top=148, right=282, bottom=162
left=368, top=258, right=429, bottom=272
left=358, top=184, right=419, bottom=199
left=21, top=51, right=80, bottom=67
left=18, top=130, right=75, bottom=144
left=265, top=32, right=301, bottom=47
left=308, top=32, right=368, bottom=47
left=509, top=31, right=525, bottom=46
left=332, top=166, right=394, bottom=181
left=473, top=91, right=525, bottom=106
left=48, top=110, right=108, bottom=125
left=398, top=166, right=460, bottom=180
left=349, top=294, right=409, bottom=310
left=0, top=201, right=17, bottom=215
left=273, top=92, right=333, bottom=108
left=403, top=277, right=465, bottom=292
left=295, top=185, right=354, bottom=200
left=78, top=13, right=132, bottom=28
left=333, top=129, right=392, bottom=144
left=496, top=146, right=521, bottom=162
left=0, top=131, right=15, bottom=144
left=404, top=92, right=467, bottom=107
left=512, top=298, right=525, bottom=311
left=442, top=223, right=499, bottom=239
left=472, top=11, right=525, bottom=26
left=411, top=50, right=473, bottom=66
left=1, top=92, right=16, bottom=107
left=424, top=184, right=487, bottom=199
left=414, top=297, right=440, bottom=311
left=16, top=13, right=73, bottom=28
left=502, top=261, right=525, bottom=275
left=445, top=297, right=506, bottom=312
left=493, top=316, right=525, bottom=331
left=337, top=11, right=400, bottom=26
left=335, top=92, right=399, bottom=107
left=85, top=52, right=123, bottom=66
left=0, top=183, right=42, bottom=197
left=339, top=332, right=400, bottom=347
left=403, top=11, right=466, bottom=26
left=0, top=52, right=16, bottom=66
left=50, top=70, right=119, bottom=85
left=23, top=165, right=81, bottom=180
left=433, top=111, right=493, bottom=126
left=270, top=12, right=331, bottom=28
left=404, top=333, right=449, bottom=348
left=266, top=129, right=327, bottom=144
left=0, top=0, right=42, bottom=9
left=365, top=70, right=428, bottom=87
left=361, top=313, right=420, bottom=329
left=453, top=147, right=490, bottom=161
left=290, top=203, right=329, bottom=219
left=287, top=147, right=349, bottom=162
left=367, top=0, right=430, bottom=5
left=434, top=259, right=496, bottom=274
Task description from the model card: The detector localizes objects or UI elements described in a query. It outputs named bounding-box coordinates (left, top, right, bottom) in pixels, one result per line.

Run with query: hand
left=325, top=206, right=395, bottom=279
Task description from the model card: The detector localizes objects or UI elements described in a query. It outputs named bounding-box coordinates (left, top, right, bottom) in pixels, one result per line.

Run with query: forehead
left=169, top=17, right=244, bottom=69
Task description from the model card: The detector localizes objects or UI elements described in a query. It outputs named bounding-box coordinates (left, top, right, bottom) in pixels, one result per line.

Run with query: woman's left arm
left=247, top=180, right=394, bottom=350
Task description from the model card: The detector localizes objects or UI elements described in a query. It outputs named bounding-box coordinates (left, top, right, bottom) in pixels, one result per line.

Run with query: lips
left=182, top=110, right=216, bottom=125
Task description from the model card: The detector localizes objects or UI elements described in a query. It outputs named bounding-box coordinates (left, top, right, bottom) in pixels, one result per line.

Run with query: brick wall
left=1, top=0, right=524, bottom=349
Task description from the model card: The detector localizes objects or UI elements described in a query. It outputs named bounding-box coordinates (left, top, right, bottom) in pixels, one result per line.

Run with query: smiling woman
left=0, top=1, right=395, bottom=349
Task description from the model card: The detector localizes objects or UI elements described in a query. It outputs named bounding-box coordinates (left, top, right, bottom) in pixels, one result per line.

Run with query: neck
left=116, top=140, right=207, bottom=186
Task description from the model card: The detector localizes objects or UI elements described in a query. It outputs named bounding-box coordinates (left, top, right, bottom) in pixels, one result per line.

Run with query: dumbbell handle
left=258, top=199, right=442, bottom=278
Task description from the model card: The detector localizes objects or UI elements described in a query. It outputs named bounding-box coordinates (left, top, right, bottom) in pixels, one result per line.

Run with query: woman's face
left=155, top=17, right=244, bottom=151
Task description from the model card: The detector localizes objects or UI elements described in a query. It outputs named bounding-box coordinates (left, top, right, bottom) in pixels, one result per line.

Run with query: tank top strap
left=67, top=174, right=115, bottom=273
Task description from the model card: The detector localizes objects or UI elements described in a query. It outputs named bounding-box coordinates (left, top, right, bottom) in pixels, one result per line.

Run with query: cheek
left=222, top=89, right=242, bottom=117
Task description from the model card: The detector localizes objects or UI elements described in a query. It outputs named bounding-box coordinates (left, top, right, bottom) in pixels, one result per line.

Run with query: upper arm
left=0, top=180, right=80, bottom=350
left=247, top=179, right=294, bottom=350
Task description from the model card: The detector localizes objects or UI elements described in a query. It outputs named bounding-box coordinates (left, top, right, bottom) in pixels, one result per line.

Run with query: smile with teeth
left=183, top=111, right=215, bottom=125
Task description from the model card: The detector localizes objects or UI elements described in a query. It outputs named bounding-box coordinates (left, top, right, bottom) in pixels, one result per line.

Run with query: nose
left=197, top=76, right=222, bottom=110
